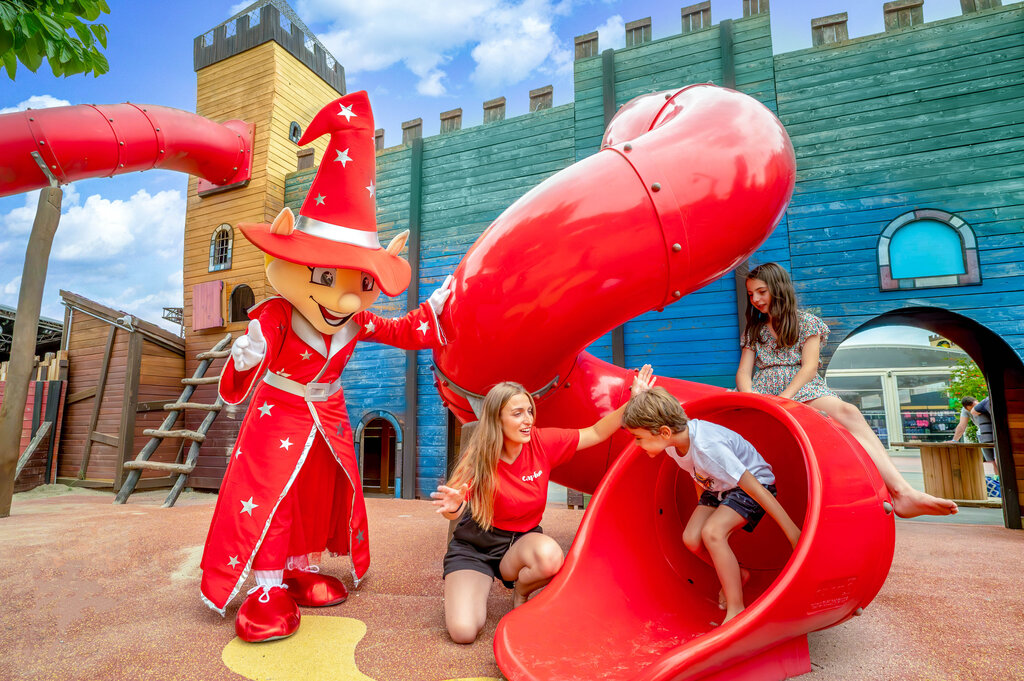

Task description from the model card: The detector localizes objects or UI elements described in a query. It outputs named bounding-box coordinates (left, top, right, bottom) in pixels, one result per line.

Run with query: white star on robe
left=300, top=350, right=311, bottom=360
left=235, top=448, right=242, bottom=459
left=314, top=193, right=326, bottom=205
left=365, top=181, right=375, bottom=197
left=334, top=148, right=352, bottom=166
left=417, top=320, right=430, bottom=334
left=240, top=497, right=258, bottom=515
left=364, top=320, right=375, bottom=334
left=337, top=103, right=357, bottom=121
left=280, top=437, right=293, bottom=451
left=257, top=401, right=273, bottom=417
left=227, top=555, right=240, bottom=568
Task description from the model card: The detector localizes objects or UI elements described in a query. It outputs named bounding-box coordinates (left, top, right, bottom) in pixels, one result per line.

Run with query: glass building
left=825, top=343, right=969, bottom=448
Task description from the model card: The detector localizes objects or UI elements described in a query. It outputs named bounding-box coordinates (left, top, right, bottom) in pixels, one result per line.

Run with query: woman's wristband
left=448, top=500, right=466, bottom=517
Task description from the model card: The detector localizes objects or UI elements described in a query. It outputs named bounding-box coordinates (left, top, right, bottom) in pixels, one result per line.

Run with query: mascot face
left=267, top=259, right=381, bottom=335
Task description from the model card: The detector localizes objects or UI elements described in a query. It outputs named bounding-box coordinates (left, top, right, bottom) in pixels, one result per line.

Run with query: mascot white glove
left=231, top=319, right=267, bottom=372
left=428, top=275, right=454, bottom=315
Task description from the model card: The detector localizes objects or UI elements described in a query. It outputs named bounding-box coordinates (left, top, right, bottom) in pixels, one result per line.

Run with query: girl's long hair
left=446, top=382, right=535, bottom=531
left=744, top=262, right=800, bottom=349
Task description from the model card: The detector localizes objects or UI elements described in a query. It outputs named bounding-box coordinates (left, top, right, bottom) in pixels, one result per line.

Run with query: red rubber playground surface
left=1, top=487, right=1021, bottom=681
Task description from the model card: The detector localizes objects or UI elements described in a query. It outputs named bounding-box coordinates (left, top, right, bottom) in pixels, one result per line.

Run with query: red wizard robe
left=200, top=295, right=444, bottom=614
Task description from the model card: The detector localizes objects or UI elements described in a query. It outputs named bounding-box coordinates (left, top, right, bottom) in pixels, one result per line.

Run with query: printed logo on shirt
left=694, top=470, right=717, bottom=491
left=521, top=469, right=544, bottom=482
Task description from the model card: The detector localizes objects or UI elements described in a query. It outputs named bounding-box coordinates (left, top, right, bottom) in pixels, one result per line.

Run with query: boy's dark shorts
left=698, top=484, right=777, bottom=532
left=443, top=512, right=542, bottom=588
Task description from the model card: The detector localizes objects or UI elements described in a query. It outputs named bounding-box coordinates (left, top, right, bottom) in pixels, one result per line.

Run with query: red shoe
left=283, top=569, right=348, bottom=607
left=235, top=585, right=300, bottom=642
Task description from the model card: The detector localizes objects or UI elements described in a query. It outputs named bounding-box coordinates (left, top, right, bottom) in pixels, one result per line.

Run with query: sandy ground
left=1, top=486, right=1022, bottom=681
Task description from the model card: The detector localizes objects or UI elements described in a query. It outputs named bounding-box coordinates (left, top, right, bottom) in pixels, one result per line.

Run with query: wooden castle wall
left=773, top=2, right=1024, bottom=514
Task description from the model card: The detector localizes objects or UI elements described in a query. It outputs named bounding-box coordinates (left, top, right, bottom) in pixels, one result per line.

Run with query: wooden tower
left=182, top=0, right=344, bottom=488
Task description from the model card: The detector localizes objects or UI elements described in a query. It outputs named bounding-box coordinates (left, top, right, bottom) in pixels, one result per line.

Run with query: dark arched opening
left=835, top=307, right=1022, bottom=529
left=360, top=416, right=397, bottom=496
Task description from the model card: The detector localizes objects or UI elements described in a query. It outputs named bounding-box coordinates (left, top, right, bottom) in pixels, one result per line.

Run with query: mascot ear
left=270, top=208, right=295, bottom=236
left=385, top=229, right=409, bottom=256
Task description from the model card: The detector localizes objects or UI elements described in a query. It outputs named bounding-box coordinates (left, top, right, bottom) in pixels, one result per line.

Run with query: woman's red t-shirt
left=488, top=427, right=580, bottom=532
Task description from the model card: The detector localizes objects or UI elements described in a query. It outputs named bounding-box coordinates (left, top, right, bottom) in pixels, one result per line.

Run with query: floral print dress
left=743, top=310, right=837, bottom=403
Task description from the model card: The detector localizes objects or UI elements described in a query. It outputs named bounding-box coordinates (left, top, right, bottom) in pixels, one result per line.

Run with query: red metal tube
left=0, top=103, right=252, bottom=197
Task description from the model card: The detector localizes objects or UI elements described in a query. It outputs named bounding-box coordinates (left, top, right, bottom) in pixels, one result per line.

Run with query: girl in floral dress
left=736, top=262, right=957, bottom=519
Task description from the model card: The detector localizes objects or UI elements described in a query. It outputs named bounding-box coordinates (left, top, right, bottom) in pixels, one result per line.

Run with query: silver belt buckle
left=305, top=382, right=329, bottom=402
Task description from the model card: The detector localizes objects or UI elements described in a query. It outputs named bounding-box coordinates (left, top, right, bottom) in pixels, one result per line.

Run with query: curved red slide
left=494, top=372, right=896, bottom=681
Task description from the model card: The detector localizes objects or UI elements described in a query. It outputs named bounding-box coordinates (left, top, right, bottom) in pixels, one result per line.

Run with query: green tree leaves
left=0, top=0, right=110, bottom=79
left=946, top=356, right=987, bottom=442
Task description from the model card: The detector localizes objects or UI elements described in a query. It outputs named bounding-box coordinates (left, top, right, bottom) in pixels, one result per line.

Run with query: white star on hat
left=366, top=181, right=375, bottom=197
left=417, top=320, right=430, bottom=334
left=314, top=193, right=326, bottom=205
left=337, top=103, right=357, bottom=121
left=257, top=401, right=273, bottom=417
left=240, top=497, right=258, bottom=515
left=280, top=437, right=293, bottom=450
left=227, top=555, right=240, bottom=568
left=364, top=320, right=375, bottom=334
left=334, top=148, right=352, bottom=167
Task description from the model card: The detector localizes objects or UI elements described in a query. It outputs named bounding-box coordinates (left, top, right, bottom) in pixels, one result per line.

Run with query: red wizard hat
left=238, top=91, right=411, bottom=296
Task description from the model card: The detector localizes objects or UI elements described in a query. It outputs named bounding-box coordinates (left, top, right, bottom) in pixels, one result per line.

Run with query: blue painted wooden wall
left=284, top=3, right=1024, bottom=498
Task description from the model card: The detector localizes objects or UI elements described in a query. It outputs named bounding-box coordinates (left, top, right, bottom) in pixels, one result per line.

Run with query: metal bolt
left=854, top=607, right=864, bottom=616
left=623, top=143, right=632, bottom=152
left=28, top=117, right=34, bottom=121
left=155, top=127, right=160, bottom=132
left=119, top=163, right=124, bottom=167
left=651, top=182, right=661, bottom=192
left=672, top=243, right=681, bottom=252
left=442, top=381, right=449, bottom=387
left=664, top=93, right=671, bottom=100
left=51, top=165, right=56, bottom=169
left=882, top=501, right=893, bottom=514
left=38, top=140, right=45, bottom=145
left=672, top=290, right=681, bottom=298
left=233, top=166, right=238, bottom=171
left=159, top=149, right=164, bottom=154
left=563, top=382, right=571, bottom=388
left=109, top=118, right=114, bottom=122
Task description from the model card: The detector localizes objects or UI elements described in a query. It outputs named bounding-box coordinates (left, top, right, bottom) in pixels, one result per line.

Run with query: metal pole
left=0, top=185, right=62, bottom=517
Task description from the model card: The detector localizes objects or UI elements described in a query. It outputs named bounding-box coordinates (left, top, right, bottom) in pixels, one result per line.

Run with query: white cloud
left=167, top=269, right=183, bottom=287
left=0, top=94, right=71, bottom=114
left=595, top=15, right=625, bottom=51
left=3, top=276, right=21, bottom=296
left=299, top=0, right=574, bottom=94
left=50, top=188, right=185, bottom=262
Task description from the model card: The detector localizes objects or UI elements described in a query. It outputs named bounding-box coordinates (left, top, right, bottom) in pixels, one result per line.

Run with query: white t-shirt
left=665, top=419, right=775, bottom=494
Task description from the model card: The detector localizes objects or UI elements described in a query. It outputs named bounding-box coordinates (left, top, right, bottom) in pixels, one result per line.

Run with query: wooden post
left=114, top=331, right=143, bottom=491
left=0, top=186, right=61, bottom=518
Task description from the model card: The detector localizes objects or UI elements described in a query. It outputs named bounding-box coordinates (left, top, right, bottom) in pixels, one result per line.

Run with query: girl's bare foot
left=891, top=488, right=958, bottom=518
left=718, top=567, right=751, bottom=610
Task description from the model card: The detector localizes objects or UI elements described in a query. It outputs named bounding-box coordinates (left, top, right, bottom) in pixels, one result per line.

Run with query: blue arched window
left=877, top=209, right=980, bottom=291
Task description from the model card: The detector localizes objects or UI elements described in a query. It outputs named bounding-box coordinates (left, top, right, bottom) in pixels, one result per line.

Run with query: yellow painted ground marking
left=222, top=615, right=500, bottom=681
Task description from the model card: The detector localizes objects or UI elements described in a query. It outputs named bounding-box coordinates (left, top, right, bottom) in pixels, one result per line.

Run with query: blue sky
left=0, top=0, right=964, bottom=344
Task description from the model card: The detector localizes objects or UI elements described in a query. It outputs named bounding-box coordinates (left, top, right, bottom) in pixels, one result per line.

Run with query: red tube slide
left=0, top=103, right=252, bottom=197
left=430, top=85, right=896, bottom=680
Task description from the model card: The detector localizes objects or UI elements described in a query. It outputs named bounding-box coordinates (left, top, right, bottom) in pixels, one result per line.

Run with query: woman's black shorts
left=442, top=512, right=541, bottom=588
left=698, top=484, right=777, bottom=533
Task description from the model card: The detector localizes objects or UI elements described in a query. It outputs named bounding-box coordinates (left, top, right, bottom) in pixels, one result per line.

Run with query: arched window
left=877, top=209, right=981, bottom=291
left=209, top=224, right=233, bottom=272
left=229, top=284, right=255, bottom=322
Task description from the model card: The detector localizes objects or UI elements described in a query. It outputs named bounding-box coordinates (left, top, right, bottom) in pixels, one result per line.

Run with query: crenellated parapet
left=193, top=0, right=345, bottom=93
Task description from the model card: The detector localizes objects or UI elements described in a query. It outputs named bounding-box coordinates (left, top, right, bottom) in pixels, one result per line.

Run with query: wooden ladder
left=114, top=333, right=232, bottom=507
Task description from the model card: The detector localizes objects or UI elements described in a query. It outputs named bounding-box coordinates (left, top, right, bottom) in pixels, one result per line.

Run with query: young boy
left=622, top=387, right=801, bottom=624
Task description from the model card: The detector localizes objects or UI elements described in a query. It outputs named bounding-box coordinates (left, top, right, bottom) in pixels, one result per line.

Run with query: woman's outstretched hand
left=632, top=364, right=655, bottom=394
left=431, top=483, right=468, bottom=514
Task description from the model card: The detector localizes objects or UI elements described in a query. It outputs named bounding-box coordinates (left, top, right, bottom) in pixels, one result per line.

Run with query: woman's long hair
left=446, top=382, right=535, bottom=531
left=744, top=262, right=800, bottom=349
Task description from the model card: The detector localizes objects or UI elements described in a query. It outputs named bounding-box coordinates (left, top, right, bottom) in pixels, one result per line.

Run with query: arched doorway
left=830, top=308, right=1022, bottom=529
left=355, top=411, right=402, bottom=497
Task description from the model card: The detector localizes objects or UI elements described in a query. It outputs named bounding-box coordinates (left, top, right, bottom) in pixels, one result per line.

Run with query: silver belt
left=263, top=372, right=343, bottom=402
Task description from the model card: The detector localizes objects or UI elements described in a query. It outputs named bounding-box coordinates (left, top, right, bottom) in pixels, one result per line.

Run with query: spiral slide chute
left=0, top=103, right=253, bottom=198
left=494, top=379, right=896, bottom=681
left=429, top=85, right=896, bottom=679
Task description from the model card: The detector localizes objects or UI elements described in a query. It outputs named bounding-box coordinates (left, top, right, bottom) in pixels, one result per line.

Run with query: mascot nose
left=335, top=292, right=363, bottom=314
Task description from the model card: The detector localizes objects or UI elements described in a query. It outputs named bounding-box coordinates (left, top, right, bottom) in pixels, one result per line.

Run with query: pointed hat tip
left=298, top=90, right=372, bottom=146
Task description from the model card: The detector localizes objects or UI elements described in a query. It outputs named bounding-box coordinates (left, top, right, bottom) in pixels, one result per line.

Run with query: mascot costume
left=199, top=91, right=451, bottom=642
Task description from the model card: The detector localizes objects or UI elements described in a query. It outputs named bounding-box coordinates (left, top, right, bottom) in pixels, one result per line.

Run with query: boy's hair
left=961, top=396, right=977, bottom=408
left=623, top=386, right=689, bottom=433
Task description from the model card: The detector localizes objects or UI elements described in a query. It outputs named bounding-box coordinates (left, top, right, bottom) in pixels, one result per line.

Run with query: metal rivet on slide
left=882, top=501, right=893, bottom=515
left=623, top=143, right=632, bottom=152
left=854, top=607, right=864, bottom=616
left=672, top=243, right=682, bottom=252
left=672, top=290, right=681, bottom=298
left=651, top=182, right=661, bottom=192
